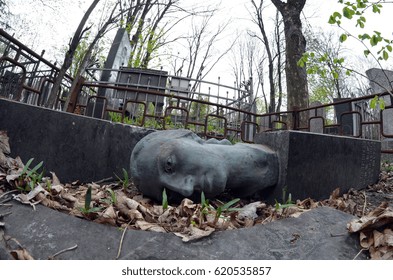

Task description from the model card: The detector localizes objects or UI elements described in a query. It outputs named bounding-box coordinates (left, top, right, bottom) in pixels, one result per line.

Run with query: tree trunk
left=275, top=10, right=283, bottom=112
left=45, top=0, right=100, bottom=109
left=271, top=0, right=309, bottom=127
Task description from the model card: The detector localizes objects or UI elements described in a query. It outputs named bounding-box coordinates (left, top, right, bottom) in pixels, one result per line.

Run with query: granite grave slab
left=255, top=130, right=381, bottom=204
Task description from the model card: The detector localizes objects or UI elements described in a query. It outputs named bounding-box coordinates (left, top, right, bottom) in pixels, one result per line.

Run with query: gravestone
left=333, top=98, right=356, bottom=136
left=366, top=68, right=393, bottom=94
left=114, top=67, right=168, bottom=116
left=255, top=130, right=381, bottom=204
left=309, top=101, right=325, bottom=134
left=366, top=68, right=393, bottom=159
left=88, top=28, right=132, bottom=118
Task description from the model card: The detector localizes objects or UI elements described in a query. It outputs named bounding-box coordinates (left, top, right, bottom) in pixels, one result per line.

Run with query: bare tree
left=172, top=9, right=235, bottom=85
left=274, top=9, right=285, bottom=112
left=230, top=35, right=267, bottom=112
left=45, top=0, right=101, bottom=108
left=120, top=0, right=186, bottom=68
left=64, top=0, right=127, bottom=111
left=271, top=0, right=309, bottom=117
left=0, top=0, right=10, bottom=29
left=250, top=0, right=276, bottom=113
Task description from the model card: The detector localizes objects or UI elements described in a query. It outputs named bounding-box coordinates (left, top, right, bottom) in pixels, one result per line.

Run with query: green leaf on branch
left=383, top=50, right=389, bottom=60
left=359, top=33, right=371, bottom=40
left=343, top=7, right=355, bottom=19
left=370, top=35, right=380, bottom=46
left=364, top=50, right=371, bottom=56
left=372, top=4, right=381, bottom=13
left=370, top=96, right=377, bottom=109
left=329, top=12, right=342, bottom=24
left=339, top=34, right=348, bottom=42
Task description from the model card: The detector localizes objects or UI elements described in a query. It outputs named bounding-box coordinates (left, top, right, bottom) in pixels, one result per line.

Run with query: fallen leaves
left=348, top=202, right=393, bottom=259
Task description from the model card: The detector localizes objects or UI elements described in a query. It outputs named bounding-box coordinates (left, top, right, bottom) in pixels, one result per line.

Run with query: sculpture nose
left=177, top=175, right=195, bottom=196
left=165, top=174, right=195, bottom=197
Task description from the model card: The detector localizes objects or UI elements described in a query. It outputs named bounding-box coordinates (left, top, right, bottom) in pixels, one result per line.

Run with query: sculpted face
left=157, top=138, right=227, bottom=197
left=130, top=130, right=227, bottom=201
left=130, top=129, right=279, bottom=201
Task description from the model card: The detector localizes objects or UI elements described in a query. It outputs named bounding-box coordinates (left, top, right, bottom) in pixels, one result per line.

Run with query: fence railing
left=0, top=28, right=392, bottom=153
left=0, top=29, right=73, bottom=109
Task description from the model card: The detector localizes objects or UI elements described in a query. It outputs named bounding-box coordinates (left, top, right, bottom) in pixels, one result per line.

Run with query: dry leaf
left=348, top=202, right=393, bottom=233
left=135, top=220, right=166, bottom=233
left=10, top=249, right=34, bottom=260
left=95, top=206, right=117, bottom=226
left=61, top=193, right=77, bottom=203
left=330, top=188, right=340, bottom=200
left=373, top=230, right=384, bottom=248
left=238, top=202, right=264, bottom=219
left=359, top=231, right=373, bottom=249
left=35, top=193, right=70, bottom=211
left=50, top=184, right=64, bottom=195
left=0, top=131, right=11, bottom=155
left=50, top=172, right=61, bottom=186
left=383, top=228, right=393, bottom=246
left=174, top=225, right=215, bottom=242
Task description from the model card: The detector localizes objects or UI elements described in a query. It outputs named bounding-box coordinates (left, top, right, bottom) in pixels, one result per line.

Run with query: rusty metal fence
left=0, top=29, right=73, bottom=109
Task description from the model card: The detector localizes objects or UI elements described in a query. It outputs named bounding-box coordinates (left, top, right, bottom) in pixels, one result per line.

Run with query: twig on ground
left=353, top=248, right=367, bottom=260
left=0, top=197, right=12, bottom=205
left=0, top=211, right=12, bottom=219
left=48, top=244, right=78, bottom=260
left=0, top=190, right=19, bottom=200
left=362, top=191, right=367, bottom=216
left=116, top=220, right=133, bottom=260
left=94, top=177, right=114, bottom=185
left=330, top=232, right=347, bottom=237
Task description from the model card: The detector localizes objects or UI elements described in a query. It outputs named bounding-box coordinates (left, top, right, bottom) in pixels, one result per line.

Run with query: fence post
left=292, top=106, right=299, bottom=130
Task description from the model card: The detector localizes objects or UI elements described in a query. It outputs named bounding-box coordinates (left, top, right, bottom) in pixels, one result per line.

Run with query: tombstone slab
left=255, top=130, right=381, bottom=204
left=2, top=200, right=366, bottom=260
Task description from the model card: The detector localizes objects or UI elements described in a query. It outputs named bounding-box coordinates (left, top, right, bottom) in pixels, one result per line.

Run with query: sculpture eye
left=164, top=156, right=175, bottom=174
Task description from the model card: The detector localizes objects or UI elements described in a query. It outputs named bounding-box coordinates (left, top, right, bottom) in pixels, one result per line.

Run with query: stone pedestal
left=255, top=131, right=381, bottom=204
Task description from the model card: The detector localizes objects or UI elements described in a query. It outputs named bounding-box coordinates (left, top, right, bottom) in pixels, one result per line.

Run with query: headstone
left=366, top=68, right=393, bottom=155
left=381, top=139, right=393, bottom=162
left=309, top=101, right=325, bottom=134
left=333, top=98, right=358, bottom=136
left=88, top=28, right=132, bottom=117
left=366, top=68, right=393, bottom=94
left=255, top=130, right=381, bottom=204
left=114, top=67, right=167, bottom=116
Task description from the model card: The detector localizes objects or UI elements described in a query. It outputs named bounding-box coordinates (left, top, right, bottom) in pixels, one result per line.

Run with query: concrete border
left=0, top=98, right=154, bottom=183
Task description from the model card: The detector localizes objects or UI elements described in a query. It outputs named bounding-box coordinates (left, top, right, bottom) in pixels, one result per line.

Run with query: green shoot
left=17, top=158, right=45, bottom=192
left=80, top=186, right=102, bottom=214
left=215, top=198, right=241, bottom=219
left=106, top=188, right=117, bottom=205
left=115, top=168, right=130, bottom=190
left=162, top=188, right=168, bottom=210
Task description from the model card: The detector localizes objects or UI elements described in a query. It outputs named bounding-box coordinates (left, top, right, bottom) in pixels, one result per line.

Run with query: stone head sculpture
left=130, top=129, right=278, bottom=201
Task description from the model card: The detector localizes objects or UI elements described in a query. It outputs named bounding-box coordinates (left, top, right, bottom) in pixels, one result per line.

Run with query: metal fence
left=0, top=29, right=73, bottom=109
left=0, top=28, right=392, bottom=153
